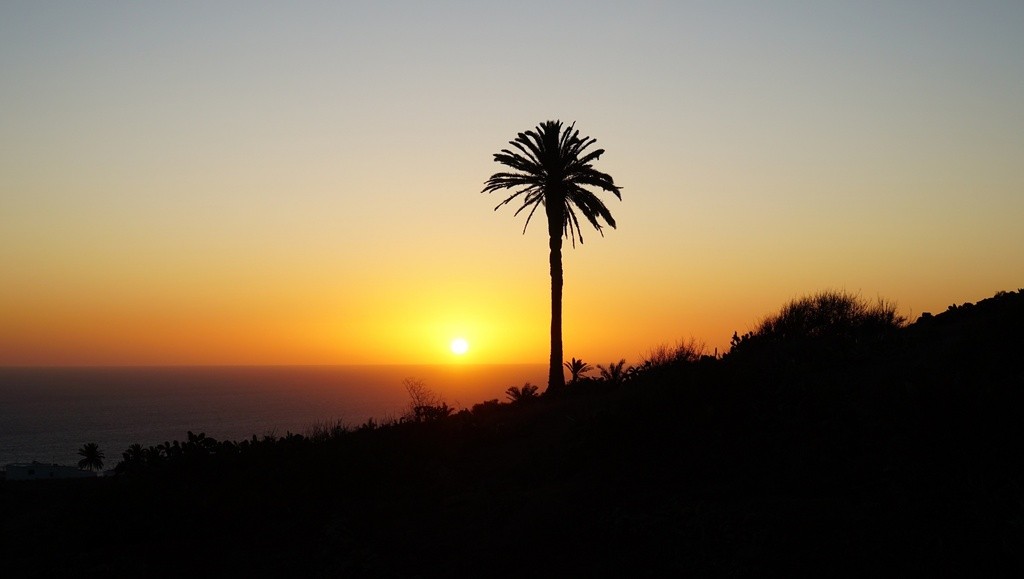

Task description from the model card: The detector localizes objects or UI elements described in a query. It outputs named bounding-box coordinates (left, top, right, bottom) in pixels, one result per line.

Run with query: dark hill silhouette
left=3, top=289, right=1022, bottom=576
left=907, top=289, right=1023, bottom=368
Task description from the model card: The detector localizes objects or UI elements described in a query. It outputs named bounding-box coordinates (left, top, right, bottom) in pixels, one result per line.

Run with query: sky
left=2, top=1, right=1022, bottom=366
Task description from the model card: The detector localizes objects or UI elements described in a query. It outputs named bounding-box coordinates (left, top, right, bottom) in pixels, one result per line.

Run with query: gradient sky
left=2, top=1, right=1022, bottom=366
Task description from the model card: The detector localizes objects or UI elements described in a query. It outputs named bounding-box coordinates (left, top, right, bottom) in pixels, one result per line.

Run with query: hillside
left=3, top=290, right=1023, bottom=576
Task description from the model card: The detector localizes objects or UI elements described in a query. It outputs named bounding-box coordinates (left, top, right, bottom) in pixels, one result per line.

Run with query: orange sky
left=2, top=2, right=1022, bottom=366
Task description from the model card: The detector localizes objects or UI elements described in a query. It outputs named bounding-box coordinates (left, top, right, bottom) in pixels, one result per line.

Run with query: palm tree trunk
left=547, top=215, right=566, bottom=392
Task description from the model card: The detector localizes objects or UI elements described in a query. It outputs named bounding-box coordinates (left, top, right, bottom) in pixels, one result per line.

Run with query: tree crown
left=482, top=120, right=621, bottom=246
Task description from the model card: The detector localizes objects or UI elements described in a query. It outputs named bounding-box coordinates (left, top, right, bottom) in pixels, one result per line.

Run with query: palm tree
left=121, top=443, right=145, bottom=463
left=483, top=120, right=621, bottom=391
left=77, top=442, right=104, bottom=472
left=505, top=383, right=540, bottom=403
left=563, top=357, right=593, bottom=384
left=597, top=359, right=627, bottom=385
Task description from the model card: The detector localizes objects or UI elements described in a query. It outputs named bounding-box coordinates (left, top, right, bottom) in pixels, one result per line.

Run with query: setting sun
left=450, top=338, right=469, bottom=355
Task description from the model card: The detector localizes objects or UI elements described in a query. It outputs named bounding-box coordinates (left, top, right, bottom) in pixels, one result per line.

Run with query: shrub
left=642, top=338, right=706, bottom=367
left=729, top=289, right=907, bottom=359
left=402, top=378, right=455, bottom=423
left=472, top=398, right=503, bottom=414
left=306, top=419, right=349, bottom=443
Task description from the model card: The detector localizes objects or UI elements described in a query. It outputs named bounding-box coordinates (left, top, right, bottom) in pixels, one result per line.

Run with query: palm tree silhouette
left=77, top=442, right=104, bottom=472
left=597, top=359, right=627, bottom=384
left=564, top=357, right=593, bottom=384
left=505, top=382, right=540, bottom=403
left=483, top=120, right=621, bottom=391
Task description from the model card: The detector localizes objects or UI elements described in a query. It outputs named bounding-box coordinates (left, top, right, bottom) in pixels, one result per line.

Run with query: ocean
left=0, top=364, right=547, bottom=469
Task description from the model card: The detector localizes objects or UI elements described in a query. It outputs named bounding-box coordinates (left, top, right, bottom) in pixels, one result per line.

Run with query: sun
left=450, top=338, right=469, bottom=355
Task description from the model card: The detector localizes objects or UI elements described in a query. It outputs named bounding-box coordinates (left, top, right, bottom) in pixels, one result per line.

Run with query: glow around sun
left=450, top=338, right=469, bottom=355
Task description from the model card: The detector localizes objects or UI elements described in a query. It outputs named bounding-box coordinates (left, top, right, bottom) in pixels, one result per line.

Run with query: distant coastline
left=0, top=364, right=547, bottom=468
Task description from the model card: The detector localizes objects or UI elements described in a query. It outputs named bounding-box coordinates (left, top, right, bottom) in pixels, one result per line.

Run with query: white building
left=4, top=461, right=97, bottom=481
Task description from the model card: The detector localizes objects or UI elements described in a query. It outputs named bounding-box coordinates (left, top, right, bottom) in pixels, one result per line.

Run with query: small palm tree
left=121, top=443, right=145, bottom=463
left=563, top=357, right=593, bottom=384
left=483, top=120, right=621, bottom=392
left=77, top=442, right=104, bottom=472
left=506, top=383, right=540, bottom=403
left=597, top=359, right=627, bottom=385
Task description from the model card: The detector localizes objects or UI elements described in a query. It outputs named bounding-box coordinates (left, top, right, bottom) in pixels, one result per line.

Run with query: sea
left=0, top=364, right=547, bottom=470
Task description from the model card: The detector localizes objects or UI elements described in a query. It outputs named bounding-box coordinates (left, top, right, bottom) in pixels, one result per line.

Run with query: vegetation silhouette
left=483, top=120, right=621, bottom=392
left=4, top=289, right=1023, bottom=576
left=402, top=378, right=455, bottom=423
left=505, top=382, right=540, bottom=403
left=731, top=290, right=905, bottom=348
left=563, top=357, right=593, bottom=384
left=597, top=358, right=627, bottom=384
left=76, top=442, right=104, bottom=472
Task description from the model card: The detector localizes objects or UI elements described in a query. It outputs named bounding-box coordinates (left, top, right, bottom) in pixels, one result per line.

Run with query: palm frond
left=483, top=120, right=620, bottom=244
left=573, top=147, right=606, bottom=169
left=519, top=199, right=544, bottom=234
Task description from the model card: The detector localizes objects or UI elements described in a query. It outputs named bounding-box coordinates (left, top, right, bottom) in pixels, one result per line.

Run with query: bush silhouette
left=402, top=378, right=454, bottom=423
left=729, top=290, right=906, bottom=363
